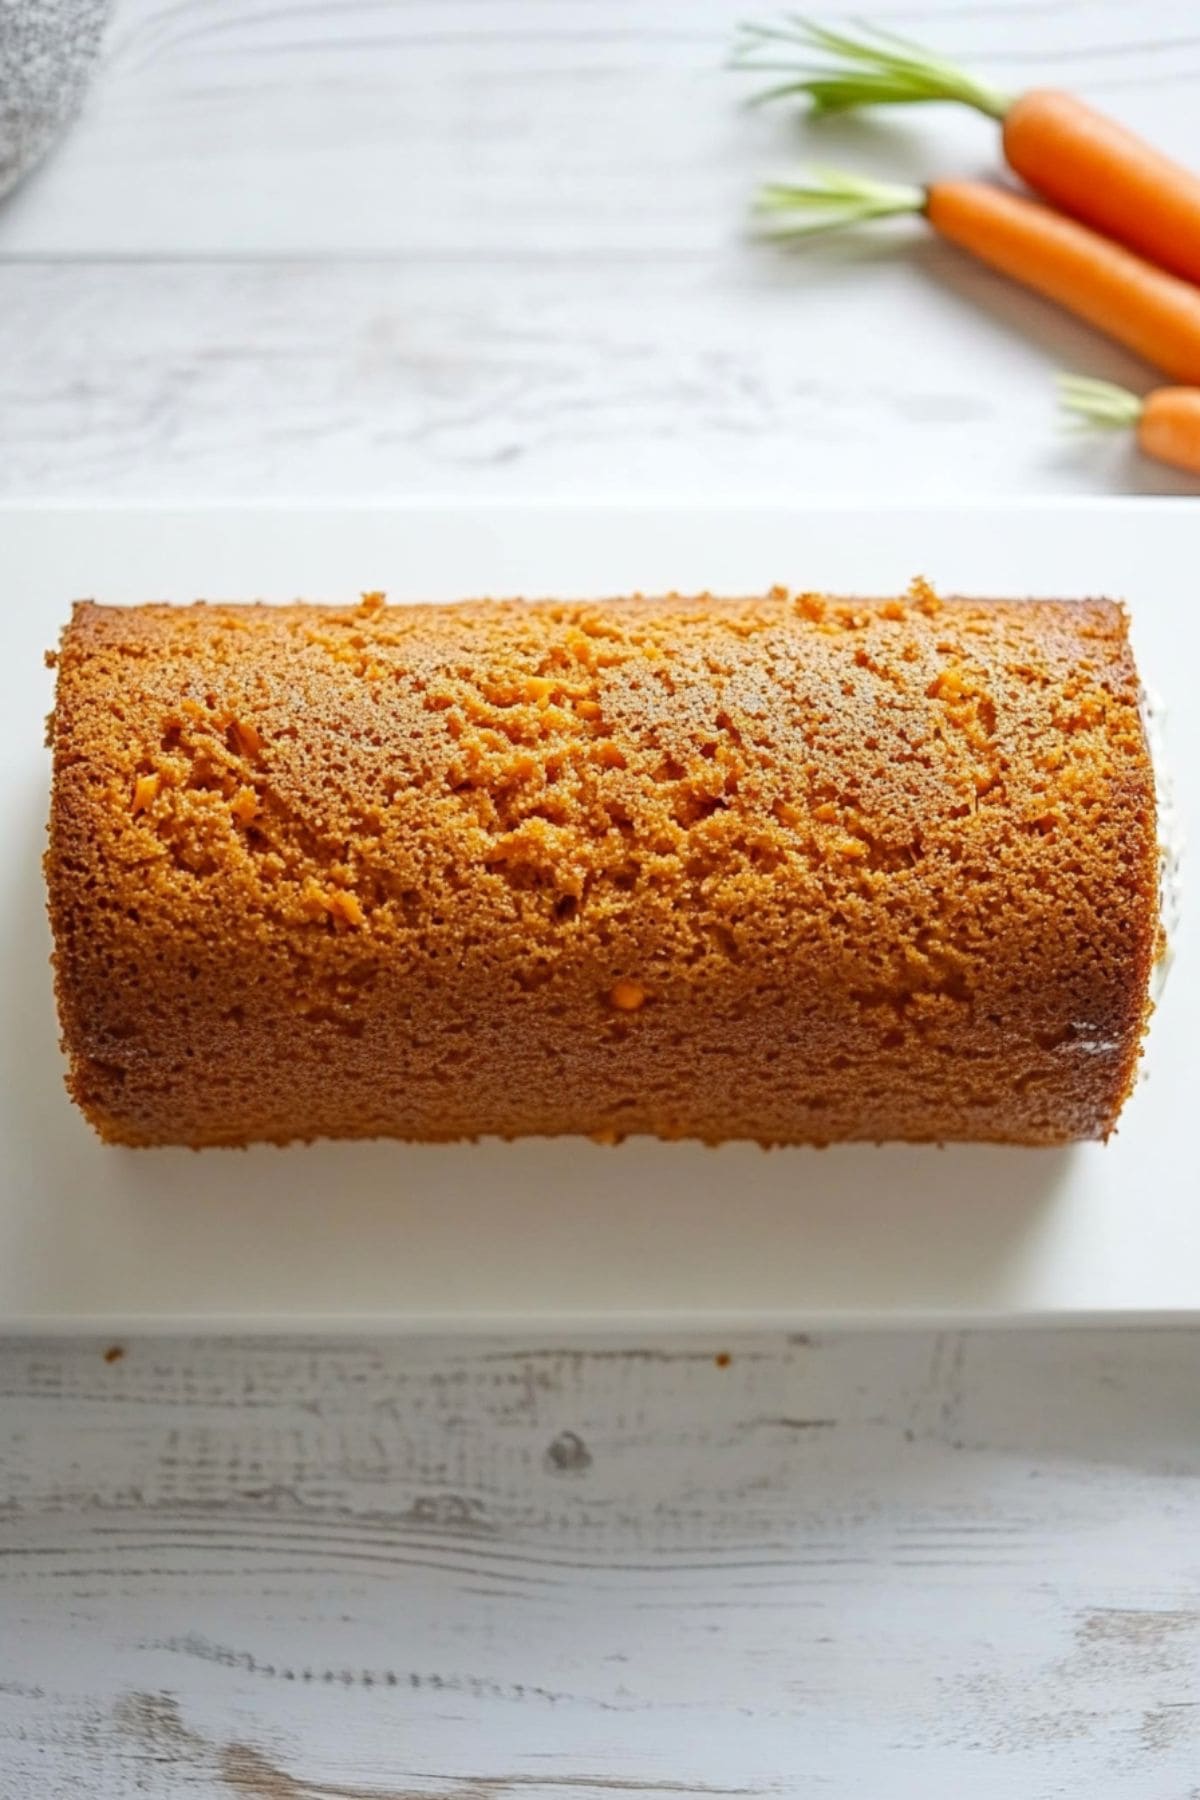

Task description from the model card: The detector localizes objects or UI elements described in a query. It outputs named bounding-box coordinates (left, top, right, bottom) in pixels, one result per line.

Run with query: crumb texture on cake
left=45, top=584, right=1159, bottom=1148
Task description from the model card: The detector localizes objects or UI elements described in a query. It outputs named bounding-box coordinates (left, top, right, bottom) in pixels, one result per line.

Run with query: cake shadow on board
left=1, top=780, right=1079, bottom=1324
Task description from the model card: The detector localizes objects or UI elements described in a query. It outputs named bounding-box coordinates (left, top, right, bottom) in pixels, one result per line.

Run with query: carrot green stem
left=733, top=17, right=1013, bottom=122
left=1057, top=374, right=1144, bottom=430
left=756, top=169, right=925, bottom=236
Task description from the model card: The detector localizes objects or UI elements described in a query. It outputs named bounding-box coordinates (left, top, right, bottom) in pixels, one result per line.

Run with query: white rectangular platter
left=1, top=501, right=1194, bottom=1330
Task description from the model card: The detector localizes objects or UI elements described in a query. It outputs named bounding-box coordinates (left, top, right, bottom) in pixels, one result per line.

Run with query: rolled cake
left=46, top=585, right=1160, bottom=1148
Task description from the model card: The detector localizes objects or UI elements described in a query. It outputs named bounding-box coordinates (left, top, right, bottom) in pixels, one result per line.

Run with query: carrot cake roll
left=45, top=585, right=1160, bottom=1147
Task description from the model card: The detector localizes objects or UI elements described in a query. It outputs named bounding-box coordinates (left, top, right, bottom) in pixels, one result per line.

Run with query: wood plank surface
left=2, top=0, right=1197, bottom=497
left=2, top=1332, right=1199, bottom=1796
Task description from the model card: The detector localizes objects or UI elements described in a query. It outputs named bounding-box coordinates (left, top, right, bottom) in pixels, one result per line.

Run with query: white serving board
left=0, top=501, right=1194, bottom=1331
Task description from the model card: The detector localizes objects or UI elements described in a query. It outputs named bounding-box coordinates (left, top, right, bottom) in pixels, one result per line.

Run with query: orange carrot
left=1059, top=374, right=1200, bottom=476
left=756, top=173, right=1200, bottom=385
left=735, top=20, right=1200, bottom=285
left=1002, top=91, right=1200, bottom=285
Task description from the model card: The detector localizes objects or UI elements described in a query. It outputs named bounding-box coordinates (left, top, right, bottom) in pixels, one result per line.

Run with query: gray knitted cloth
left=0, top=0, right=110, bottom=199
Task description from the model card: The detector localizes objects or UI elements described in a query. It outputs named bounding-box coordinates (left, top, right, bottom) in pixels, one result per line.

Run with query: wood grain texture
left=2, top=252, right=1197, bottom=499
left=1, top=0, right=1198, bottom=497
left=2, top=1333, right=1200, bottom=1797
left=4, top=0, right=1200, bottom=257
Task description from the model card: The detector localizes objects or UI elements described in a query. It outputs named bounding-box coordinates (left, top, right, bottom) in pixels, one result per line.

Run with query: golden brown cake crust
left=45, top=586, right=1159, bottom=1147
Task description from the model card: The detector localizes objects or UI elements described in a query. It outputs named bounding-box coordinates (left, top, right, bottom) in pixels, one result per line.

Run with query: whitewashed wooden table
left=2, top=3, right=1199, bottom=1795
